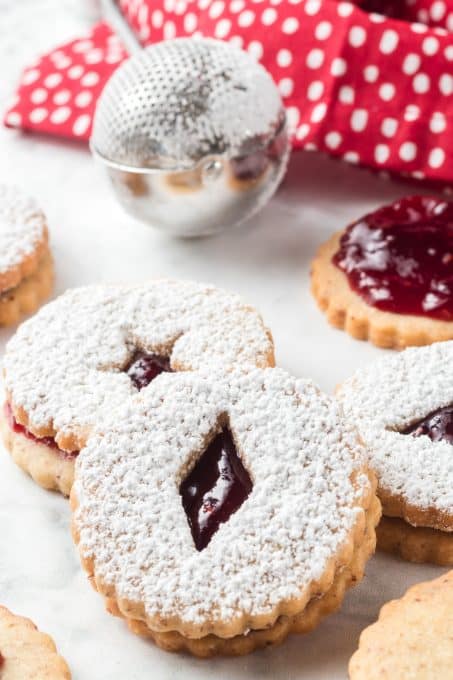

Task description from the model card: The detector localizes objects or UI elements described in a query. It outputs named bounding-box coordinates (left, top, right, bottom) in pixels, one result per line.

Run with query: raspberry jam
left=403, top=405, right=453, bottom=445
left=4, top=402, right=78, bottom=458
left=333, top=197, right=453, bottom=320
left=125, top=352, right=171, bottom=390
left=180, top=428, right=252, bottom=551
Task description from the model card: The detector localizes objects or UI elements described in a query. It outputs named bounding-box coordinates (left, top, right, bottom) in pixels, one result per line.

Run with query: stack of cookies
left=1, top=276, right=379, bottom=658
left=0, top=185, right=452, bottom=678
left=0, top=185, right=53, bottom=326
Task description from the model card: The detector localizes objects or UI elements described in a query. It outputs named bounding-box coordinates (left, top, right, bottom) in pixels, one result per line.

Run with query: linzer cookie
left=1, top=281, right=274, bottom=496
left=338, top=342, right=453, bottom=565
left=311, top=197, right=453, bottom=349
left=71, top=368, right=380, bottom=657
left=0, top=605, right=70, bottom=679
left=0, top=184, right=53, bottom=325
left=349, top=571, right=453, bottom=680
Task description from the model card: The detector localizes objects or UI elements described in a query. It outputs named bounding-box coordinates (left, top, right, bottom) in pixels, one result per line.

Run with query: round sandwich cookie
left=1, top=281, right=274, bottom=497
left=349, top=571, right=453, bottom=680
left=71, top=367, right=380, bottom=657
left=0, top=605, right=70, bottom=679
left=0, top=184, right=53, bottom=326
left=338, top=341, right=453, bottom=565
left=311, top=196, right=453, bottom=349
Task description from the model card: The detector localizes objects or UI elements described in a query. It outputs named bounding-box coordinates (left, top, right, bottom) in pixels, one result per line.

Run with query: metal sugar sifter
left=91, top=0, right=290, bottom=237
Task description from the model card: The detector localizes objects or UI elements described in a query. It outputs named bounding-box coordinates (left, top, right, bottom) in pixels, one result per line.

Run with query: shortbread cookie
left=0, top=185, right=53, bottom=325
left=2, top=281, right=274, bottom=496
left=377, top=516, right=453, bottom=566
left=0, top=252, right=53, bottom=327
left=311, top=196, right=453, bottom=349
left=349, top=571, right=453, bottom=680
left=71, top=368, right=380, bottom=657
left=0, top=605, right=70, bottom=679
left=338, top=342, right=453, bottom=565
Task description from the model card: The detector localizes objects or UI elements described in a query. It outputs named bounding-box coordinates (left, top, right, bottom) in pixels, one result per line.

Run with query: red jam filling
left=125, top=352, right=171, bottom=390
left=180, top=428, right=252, bottom=551
left=403, top=405, right=453, bottom=445
left=4, top=403, right=78, bottom=458
left=333, top=196, right=453, bottom=321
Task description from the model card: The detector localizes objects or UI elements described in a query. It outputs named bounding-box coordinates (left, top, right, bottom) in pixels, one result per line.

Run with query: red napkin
left=4, top=0, right=453, bottom=186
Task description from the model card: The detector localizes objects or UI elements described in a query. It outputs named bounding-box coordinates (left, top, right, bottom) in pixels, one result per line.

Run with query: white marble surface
left=0, top=3, right=447, bottom=679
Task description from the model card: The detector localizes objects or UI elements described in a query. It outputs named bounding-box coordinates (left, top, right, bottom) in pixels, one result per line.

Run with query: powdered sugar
left=73, top=367, right=370, bottom=630
left=4, top=281, right=273, bottom=446
left=0, top=184, right=46, bottom=278
left=337, top=341, right=453, bottom=514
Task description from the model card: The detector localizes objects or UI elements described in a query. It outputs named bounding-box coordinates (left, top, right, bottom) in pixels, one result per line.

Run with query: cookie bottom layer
left=349, top=571, right=453, bottom=680
left=377, top=515, right=453, bottom=566
left=311, top=232, right=453, bottom=349
left=0, top=408, right=75, bottom=497
left=74, top=491, right=380, bottom=657
left=0, top=250, right=53, bottom=326
left=0, top=605, right=70, bottom=680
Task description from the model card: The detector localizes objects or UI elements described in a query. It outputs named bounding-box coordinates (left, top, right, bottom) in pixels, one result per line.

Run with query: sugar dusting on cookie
left=4, top=282, right=274, bottom=446
left=0, top=185, right=46, bottom=277
left=73, top=368, right=371, bottom=631
left=338, top=341, right=453, bottom=514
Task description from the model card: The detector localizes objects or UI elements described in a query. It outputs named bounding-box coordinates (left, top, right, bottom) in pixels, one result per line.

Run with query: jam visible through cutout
left=180, top=428, right=252, bottom=551
left=125, top=352, right=171, bottom=390
left=333, top=196, right=453, bottom=321
left=403, top=405, right=453, bottom=445
left=4, top=403, right=78, bottom=458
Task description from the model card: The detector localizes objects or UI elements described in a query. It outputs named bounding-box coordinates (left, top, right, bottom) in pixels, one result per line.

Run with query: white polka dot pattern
left=4, top=0, right=453, bottom=185
left=5, top=23, right=127, bottom=141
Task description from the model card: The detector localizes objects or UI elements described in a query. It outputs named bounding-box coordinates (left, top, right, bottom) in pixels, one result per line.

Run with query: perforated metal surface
left=91, top=37, right=285, bottom=171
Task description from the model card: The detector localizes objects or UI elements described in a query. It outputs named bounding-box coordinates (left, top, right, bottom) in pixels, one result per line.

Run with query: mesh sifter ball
left=90, top=33, right=289, bottom=237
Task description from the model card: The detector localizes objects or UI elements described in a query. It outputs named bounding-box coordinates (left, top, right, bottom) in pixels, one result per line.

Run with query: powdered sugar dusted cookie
left=349, top=571, right=453, bottom=680
left=338, top=341, right=453, bottom=564
left=0, top=605, right=70, bottom=679
left=311, top=197, right=453, bottom=349
left=2, top=281, right=274, bottom=495
left=0, top=185, right=53, bottom=325
left=71, top=367, right=379, bottom=656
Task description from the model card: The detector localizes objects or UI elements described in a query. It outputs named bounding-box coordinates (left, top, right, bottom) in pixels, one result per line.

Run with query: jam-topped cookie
left=0, top=605, right=70, bottom=679
left=349, top=571, right=453, bottom=680
left=338, top=341, right=453, bottom=565
left=311, top=196, right=453, bottom=348
left=71, top=368, right=379, bottom=657
left=0, top=184, right=53, bottom=325
left=1, top=281, right=274, bottom=496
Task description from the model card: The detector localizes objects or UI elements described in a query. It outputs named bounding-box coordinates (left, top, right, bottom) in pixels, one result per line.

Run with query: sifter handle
left=100, top=0, right=142, bottom=55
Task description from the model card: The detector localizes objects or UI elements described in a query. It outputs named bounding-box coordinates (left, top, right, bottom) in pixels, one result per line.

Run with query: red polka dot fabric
left=4, top=0, right=453, bottom=185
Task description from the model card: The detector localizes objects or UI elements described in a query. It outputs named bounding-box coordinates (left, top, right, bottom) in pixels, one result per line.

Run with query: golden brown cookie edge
left=311, top=231, right=453, bottom=350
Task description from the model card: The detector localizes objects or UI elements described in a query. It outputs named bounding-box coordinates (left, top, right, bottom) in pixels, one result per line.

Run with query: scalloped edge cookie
left=0, top=184, right=50, bottom=294
left=0, top=405, right=74, bottom=497
left=311, top=231, right=453, bottom=349
left=4, top=281, right=275, bottom=454
left=349, top=571, right=453, bottom=679
left=71, top=485, right=380, bottom=656
left=70, top=367, right=380, bottom=643
left=377, top=516, right=453, bottom=566
left=97, top=495, right=378, bottom=657
left=0, top=250, right=53, bottom=327
left=0, top=605, right=70, bottom=679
